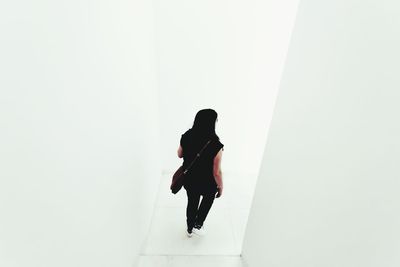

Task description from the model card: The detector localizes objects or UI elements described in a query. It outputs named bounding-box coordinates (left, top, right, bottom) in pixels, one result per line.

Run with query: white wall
left=0, top=1, right=160, bottom=267
left=155, top=0, right=299, bottom=174
left=242, top=0, right=400, bottom=266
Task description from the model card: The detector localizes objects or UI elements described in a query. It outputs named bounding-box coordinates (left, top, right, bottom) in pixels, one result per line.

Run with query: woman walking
left=177, top=109, right=224, bottom=237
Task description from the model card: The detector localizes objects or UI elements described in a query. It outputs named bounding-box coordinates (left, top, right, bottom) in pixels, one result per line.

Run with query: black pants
left=185, top=188, right=216, bottom=230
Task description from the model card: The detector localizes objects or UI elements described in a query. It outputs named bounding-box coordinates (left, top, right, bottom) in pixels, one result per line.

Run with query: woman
left=177, top=109, right=224, bottom=237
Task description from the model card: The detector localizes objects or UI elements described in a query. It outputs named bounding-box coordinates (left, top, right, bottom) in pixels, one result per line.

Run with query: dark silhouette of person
left=177, top=109, right=224, bottom=237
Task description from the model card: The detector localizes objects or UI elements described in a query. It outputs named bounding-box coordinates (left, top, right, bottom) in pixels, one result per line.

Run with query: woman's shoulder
left=181, top=129, right=191, bottom=139
left=182, top=128, right=192, bottom=137
left=180, top=129, right=192, bottom=146
left=212, top=137, right=224, bottom=151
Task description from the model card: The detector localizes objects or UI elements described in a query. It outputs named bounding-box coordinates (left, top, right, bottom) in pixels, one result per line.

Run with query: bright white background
left=0, top=1, right=160, bottom=267
left=243, top=0, right=400, bottom=266
left=2, top=0, right=399, bottom=266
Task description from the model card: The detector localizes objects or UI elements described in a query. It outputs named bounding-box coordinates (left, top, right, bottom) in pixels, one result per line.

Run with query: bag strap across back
left=183, top=139, right=211, bottom=174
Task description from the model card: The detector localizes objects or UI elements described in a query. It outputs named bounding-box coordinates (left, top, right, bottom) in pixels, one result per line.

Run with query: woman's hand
left=216, top=187, right=223, bottom=198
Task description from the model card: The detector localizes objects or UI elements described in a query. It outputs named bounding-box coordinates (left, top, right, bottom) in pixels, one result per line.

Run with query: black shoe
left=186, top=228, right=193, bottom=237
left=194, top=223, right=202, bottom=229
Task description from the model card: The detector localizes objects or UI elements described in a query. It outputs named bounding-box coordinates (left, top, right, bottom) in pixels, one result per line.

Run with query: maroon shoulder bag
left=170, top=139, right=211, bottom=194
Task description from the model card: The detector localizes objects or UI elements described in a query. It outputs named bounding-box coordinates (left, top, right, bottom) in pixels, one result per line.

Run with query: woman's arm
left=177, top=145, right=183, bottom=158
left=213, top=149, right=223, bottom=189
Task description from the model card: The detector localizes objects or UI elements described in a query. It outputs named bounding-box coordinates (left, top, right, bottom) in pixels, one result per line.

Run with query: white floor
left=138, top=171, right=258, bottom=267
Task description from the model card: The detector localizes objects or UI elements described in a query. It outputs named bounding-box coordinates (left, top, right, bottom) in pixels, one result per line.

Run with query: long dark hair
left=189, top=109, right=220, bottom=141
